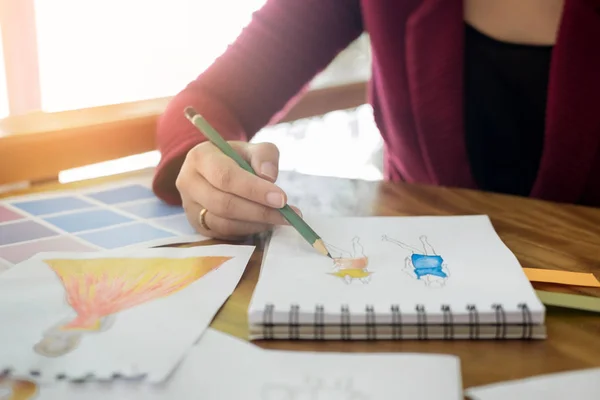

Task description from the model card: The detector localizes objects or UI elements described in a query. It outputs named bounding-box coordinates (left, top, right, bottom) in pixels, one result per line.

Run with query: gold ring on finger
left=199, top=208, right=211, bottom=231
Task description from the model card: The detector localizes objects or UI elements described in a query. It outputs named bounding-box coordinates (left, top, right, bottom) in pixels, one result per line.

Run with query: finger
left=202, top=212, right=271, bottom=239
left=178, top=163, right=302, bottom=225
left=226, top=141, right=280, bottom=183
left=182, top=197, right=301, bottom=240
left=244, top=142, right=280, bottom=182
left=195, top=146, right=287, bottom=209
left=189, top=174, right=302, bottom=225
left=182, top=199, right=266, bottom=239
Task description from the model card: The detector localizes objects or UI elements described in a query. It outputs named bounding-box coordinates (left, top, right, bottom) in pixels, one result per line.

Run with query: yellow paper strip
left=523, top=268, right=600, bottom=287
left=536, top=290, right=600, bottom=313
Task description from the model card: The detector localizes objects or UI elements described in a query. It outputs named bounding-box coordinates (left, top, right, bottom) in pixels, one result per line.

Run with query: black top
left=464, top=23, right=553, bottom=196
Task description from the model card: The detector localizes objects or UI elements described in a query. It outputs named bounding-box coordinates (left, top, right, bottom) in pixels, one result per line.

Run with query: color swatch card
left=0, top=245, right=255, bottom=382
left=1, top=328, right=463, bottom=399
left=465, top=368, right=600, bottom=400
left=0, top=178, right=206, bottom=268
left=249, top=215, right=546, bottom=340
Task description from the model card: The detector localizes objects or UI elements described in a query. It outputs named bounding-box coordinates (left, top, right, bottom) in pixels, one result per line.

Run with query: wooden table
left=2, top=169, right=599, bottom=391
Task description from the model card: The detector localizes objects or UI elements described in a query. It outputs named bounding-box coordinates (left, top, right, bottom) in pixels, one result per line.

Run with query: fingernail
left=260, top=162, right=278, bottom=181
left=291, top=206, right=303, bottom=218
left=266, top=192, right=285, bottom=208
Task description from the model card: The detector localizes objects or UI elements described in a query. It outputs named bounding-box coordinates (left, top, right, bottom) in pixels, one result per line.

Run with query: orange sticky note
left=523, top=268, right=600, bottom=287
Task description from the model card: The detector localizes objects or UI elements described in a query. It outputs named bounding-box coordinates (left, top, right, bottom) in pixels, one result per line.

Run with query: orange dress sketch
left=33, top=256, right=233, bottom=357
left=0, top=376, right=38, bottom=400
left=325, top=237, right=372, bottom=284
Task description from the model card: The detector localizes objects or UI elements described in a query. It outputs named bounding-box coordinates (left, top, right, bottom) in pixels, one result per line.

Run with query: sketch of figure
left=0, top=376, right=38, bottom=400
left=382, top=234, right=449, bottom=287
left=325, top=237, right=372, bottom=284
left=33, top=256, right=233, bottom=357
left=261, top=376, right=369, bottom=400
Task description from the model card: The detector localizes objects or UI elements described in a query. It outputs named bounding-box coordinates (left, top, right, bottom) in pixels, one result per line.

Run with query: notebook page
left=14, top=328, right=463, bottom=399
left=465, top=368, right=600, bottom=400
left=248, top=215, right=544, bottom=325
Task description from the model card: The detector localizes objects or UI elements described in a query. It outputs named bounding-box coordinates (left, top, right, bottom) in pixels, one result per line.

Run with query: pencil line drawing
left=261, top=376, right=369, bottom=400
left=382, top=234, right=450, bottom=287
left=0, top=375, right=38, bottom=400
left=324, top=237, right=372, bottom=284
left=33, top=256, right=233, bottom=357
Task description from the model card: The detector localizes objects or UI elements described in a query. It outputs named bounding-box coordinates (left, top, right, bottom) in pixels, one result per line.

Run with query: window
left=34, top=0, right=267, bottom=112
left=2, top=1, right=379, bottom=187
left=0, top=26, right=9, bottom=119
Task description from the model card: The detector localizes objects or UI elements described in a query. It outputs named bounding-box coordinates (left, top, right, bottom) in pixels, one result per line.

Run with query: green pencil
left=184, top=106, right=332, bottom=258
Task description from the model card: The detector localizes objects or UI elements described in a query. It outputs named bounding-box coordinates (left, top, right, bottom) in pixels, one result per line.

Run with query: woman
left=152, top=0, right=600, bottom=239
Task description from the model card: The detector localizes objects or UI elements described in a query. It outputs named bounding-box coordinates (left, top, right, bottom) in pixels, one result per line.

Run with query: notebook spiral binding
left=261, top=303, right=534, bottom=340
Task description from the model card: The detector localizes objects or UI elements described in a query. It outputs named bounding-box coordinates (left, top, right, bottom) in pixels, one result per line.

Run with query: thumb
left=245, top=142, right=281, bottom=182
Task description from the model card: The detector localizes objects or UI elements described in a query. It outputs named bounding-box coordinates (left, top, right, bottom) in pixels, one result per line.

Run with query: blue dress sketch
left=382, top=234, right=450, bottom=287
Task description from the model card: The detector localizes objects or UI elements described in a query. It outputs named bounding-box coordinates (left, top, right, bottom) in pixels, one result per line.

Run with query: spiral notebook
left=248, top=215, right=546, bottom=340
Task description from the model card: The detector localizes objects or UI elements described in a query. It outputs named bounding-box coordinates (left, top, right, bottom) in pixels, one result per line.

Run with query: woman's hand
left=176, top=140, right=301, bottom=239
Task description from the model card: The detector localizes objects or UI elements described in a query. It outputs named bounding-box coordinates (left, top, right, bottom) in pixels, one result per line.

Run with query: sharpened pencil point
left=313, top=239, right=331, bottom=258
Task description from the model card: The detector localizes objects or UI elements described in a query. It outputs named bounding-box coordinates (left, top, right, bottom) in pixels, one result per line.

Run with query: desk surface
left=2, top=169, right=599, bottom=389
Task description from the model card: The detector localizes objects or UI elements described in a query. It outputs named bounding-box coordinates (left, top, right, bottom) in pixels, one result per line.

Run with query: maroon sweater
left=153, top=0, right=600, bottom=207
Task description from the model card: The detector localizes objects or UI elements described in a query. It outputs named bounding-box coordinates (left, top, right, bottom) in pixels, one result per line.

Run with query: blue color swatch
left=76, top=223, right=175, bottom=249
left=0, top=220, right=59, bottom=245
left=153, top=214, right=196, bottom=235
left=86, top=184, right=155, bottom=205
left=10, top=196, right=95, bottom=216
left=43, top=209, right=133, bottom=233
left=118, top=199, right=184, bottom=219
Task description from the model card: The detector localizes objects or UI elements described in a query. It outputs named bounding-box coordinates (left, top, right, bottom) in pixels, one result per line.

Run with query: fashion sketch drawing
left=325, top=237, right=372, bottom=284
left=33, top=256, right=232, bottom=357
left=382, top=234, right=450, bottom=287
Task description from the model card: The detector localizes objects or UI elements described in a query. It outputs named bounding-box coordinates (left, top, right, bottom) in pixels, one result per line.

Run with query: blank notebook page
left=248, top=215, right=545, bottom=325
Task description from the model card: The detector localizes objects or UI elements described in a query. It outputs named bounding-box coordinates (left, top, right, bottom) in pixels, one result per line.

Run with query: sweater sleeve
left=152, top=0, right=364, bottom=205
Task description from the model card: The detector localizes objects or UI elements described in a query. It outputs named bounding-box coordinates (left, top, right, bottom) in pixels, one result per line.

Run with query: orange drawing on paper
left=33, top=256, right=233, bottom=357
left=0, top=376, right=38, bottom=400
left=325, top=237, right=372, bottom=284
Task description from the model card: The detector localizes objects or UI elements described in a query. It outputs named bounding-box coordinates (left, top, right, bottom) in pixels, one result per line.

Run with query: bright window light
left=59, top=151, right=161, bottom=183
left=33, top=0, right=267, bottom=112
left=0, top=24, right=9, bottom=119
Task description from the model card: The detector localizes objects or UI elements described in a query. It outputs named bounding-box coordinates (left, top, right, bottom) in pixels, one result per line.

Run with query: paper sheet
left=4, top=328, right=463, bottom=399
left=523, top=268, right=600, bottom=287
left=249, top=215, right=545, bottom=326
left=0, top=245, right=254, bottom=382
left=535, top=290, right=600, bottom=313
left=465, top=368, right=600, bottom=400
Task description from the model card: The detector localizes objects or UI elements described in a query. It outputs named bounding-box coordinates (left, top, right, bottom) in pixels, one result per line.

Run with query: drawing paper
left=3, top=328, right=463, bottom=399
left=465, top=368, right=600, bottom=400
left=249, top=215, right=545, bottom=328
left=0, top=177, right=207, bottom=269
left=0, top=245, right=255, bottom=382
